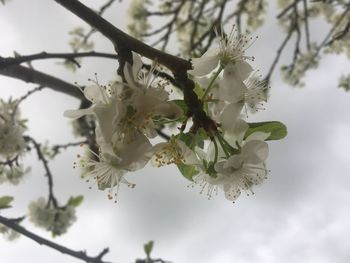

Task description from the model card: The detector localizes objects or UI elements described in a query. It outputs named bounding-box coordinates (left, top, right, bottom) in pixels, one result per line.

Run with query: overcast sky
left=1, top=1, right=350, bottom=263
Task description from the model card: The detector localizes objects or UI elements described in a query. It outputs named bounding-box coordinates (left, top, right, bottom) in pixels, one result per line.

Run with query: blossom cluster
left=181, top=25, right=274, bottom=201
left=0, top=99, right=29, bottom=185
left=0, top=224, right=19, bottom=241
left=65, top=25, right=286, bottom=203
left=28, top=197, right=78, bottom=236
left=65, top=54, right=182, bottom=202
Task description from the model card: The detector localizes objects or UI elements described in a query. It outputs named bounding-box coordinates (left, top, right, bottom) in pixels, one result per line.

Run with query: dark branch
left=16, top=85, right=45, bottom=104
left=0, top=52, right=118, bottom=69
left=0, top=215, right=110, bottom=263
left=53, top=0, right=217, bottom=137
left=24, top=136, right=58, bottom=207
left=156, top=129, right=171, bottom=141
left=53, top=0, right=191, bottom=74
left=264, top=20, right=295, bottom=83
left=51, top=140, right=88, bottom=158
left=73, top=0, right=118, bottom=52
left=0, top=62, right=84, bottom=100
left=276, top=0, right=302, bottom=19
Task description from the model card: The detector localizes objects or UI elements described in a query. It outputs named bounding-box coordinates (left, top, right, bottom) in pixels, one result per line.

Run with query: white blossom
left=0, top=224, right=19, bottom=241
left=28, top=197, right=77, bottom=236
left=0, top=165, right=30, bottom=185
left=188, top=25, right=255, bottom=77
left=193, top=131, right=270, bottom=202
left=151, top=137, right=198, bottom=167
left=0, top=99, right=26, bottom=160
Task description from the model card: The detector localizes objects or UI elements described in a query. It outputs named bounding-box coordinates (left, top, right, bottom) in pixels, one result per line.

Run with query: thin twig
left=156, top=129, right=170, bottom=141
left=24, top=136, right=58, bottom=207
left=74, top=0, right=118, bottom=52
left=0, top=62, right=84, bottom=100
left=53, top=0, right=217, bottom=137
left=51, top=140, right=88, bottom=158
left=0, top=215, right=110, bottom=263
left=276, top=0, right=302, bottom=19
left=0, top=52, right=118, bottom=69
left=12, top=86, right=45, bottom=117
left=264, top=25, right=294, bottom=83
left=302, top=0, right=311, bottom=50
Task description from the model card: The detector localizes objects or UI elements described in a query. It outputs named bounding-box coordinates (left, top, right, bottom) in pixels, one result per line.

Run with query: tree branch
left=0, top=215, right=110, bottom=263
left=0, top=52, right=118, bottom=69
left=51, top=140, right=88, bottom=158
left=264, top=22, right=295, bottom=83
left=53, top=0, right=191, bottom=74
left=24, top=136, right=58, bottom=207
left=0, top=62, right=84, bottom=100
left=53, top=0, right=217, bottom=136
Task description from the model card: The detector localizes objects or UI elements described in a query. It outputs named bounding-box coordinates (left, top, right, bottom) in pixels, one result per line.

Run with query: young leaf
left=177, top=163, right=199, bottom=181
left=177, top=133, right=194, bottom=148
left=177, top=132, right=204, bottom=149
left=0, top=196, right=14, bottom=209
left=144, top=240, right=154, bottom=258
left=171, top=100, right=188, bottom=113
left=245, top=121, right=287, bottom=141
left=67, top=195, right=84, bottom=207
left=194, top=82, right=205, bottom=98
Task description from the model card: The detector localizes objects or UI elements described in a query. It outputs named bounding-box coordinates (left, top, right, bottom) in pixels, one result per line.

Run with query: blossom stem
left=201, top=66, right=223, bottom=101
left=216, top=133, right=230, bottom=158
left=212, top=138, right=219, bottom=164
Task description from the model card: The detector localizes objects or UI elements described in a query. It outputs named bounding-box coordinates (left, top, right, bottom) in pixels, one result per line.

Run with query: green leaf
left=0, top=196, right=14, bottom=209
left=177, top=132, right=205, bottom=149
left=245, top=121, right=287, bottom=141
left=144, top=241, right=154, bottom=258
left=171, top=100, right=188, bottom=113
left=177, top=133, right=194, bottom=148
left=177, top=163, right=199, bottom=181
left=194, top=82, right=205, bottom=98
left=67, top=195, right=84, bottom=207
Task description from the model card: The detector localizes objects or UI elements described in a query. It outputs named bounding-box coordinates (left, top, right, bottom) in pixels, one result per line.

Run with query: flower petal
left=131, top=52, right=143, bottom=79
left=223, top=184, right=241, bottom=201
left=245, top=131, right=270, bottom=142
left=220, top=64, right=248, bottom=102
left=84, top=85, right=107, bottom=104
left=117, top=132, right=153, bottom=171
left=188, top=49, right=219, bottom=76
left=93, top=103, right=117, bottom=144
left=242, top=140, right=269, bottom=164
left=235, top=61, right=253, bottom=81
left=63, top=108, right=93, bottom=119
left=219, top=102, right=243, bottom=131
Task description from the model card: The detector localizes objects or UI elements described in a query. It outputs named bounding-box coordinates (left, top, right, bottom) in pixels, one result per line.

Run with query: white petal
left=188, top=49, right=219, bottom=76
left=242, top=140, right=269, bottom=164
left=219, top=102, right=243, bottom=131
left=223, top=184, right=241, bottom=201
left=118, top=133, right=153, bottom=171
left=93, top=103, right=117, bottom=144
left=224, top=119, right=249, bottom=146
left=131, top=52, right=143, bottom=79
left=202, top=47, right=219, bottom=58
left=63, top=108, right=93, bottom=119
left=123, top=62, right=138, bottom=89
left=223, top=155, right=243, bottom=170
left=245, top=131, right=270, bottom=142
left=221, top=64, right=248, bottom=102
left=84, top=85, right=107, bottom=104
left=235, top=61, right=253, bottom=81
